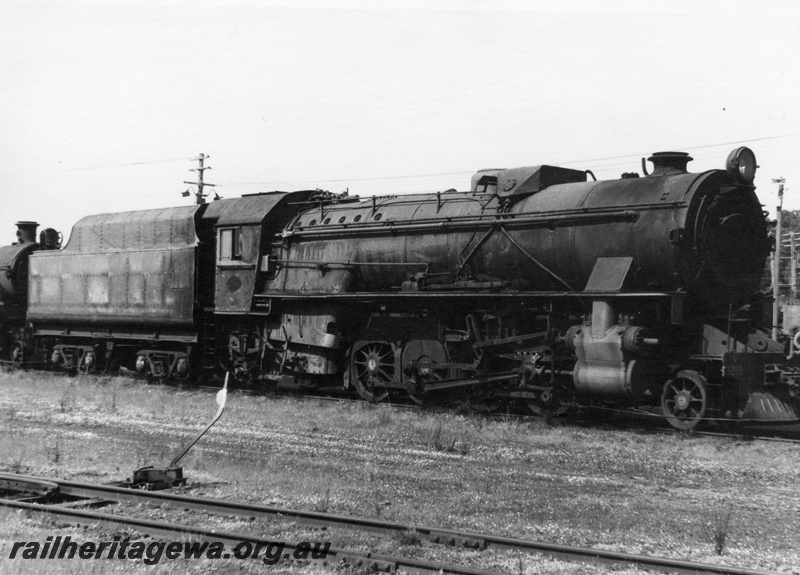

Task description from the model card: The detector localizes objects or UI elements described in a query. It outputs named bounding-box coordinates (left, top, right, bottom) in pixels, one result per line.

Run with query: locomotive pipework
left=1, top=147, right=798, bottom=430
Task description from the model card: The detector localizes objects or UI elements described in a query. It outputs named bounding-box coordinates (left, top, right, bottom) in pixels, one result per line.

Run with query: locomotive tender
left=1, top=147, right=799, bottom=429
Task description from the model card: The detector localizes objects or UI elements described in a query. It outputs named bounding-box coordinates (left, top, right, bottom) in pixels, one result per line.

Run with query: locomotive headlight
left=725, top=147, right=758, bottom=184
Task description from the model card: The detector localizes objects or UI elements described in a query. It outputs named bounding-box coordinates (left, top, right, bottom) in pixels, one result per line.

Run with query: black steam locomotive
left=1, top=147, right=798, bottom=429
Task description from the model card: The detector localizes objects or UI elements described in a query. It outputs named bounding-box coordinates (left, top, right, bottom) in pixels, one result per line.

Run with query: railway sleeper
left=429, top=531, right=487, bottom=549
left=336, top=554, right=396, bottom=573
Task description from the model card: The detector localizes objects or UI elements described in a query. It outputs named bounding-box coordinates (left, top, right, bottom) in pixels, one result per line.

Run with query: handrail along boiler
left=1, top=147, right=798, bottom=430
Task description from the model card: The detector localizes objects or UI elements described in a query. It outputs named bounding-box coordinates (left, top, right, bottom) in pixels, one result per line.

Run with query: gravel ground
left=0, top=370, right=798, bottom=574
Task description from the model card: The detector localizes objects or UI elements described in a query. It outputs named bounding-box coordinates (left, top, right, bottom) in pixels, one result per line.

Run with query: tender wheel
left=661, top=370, right=707, bottom=430
left=351, top=342, right=396, bottom=402
left=78, top=349, right=98, bottom=375
left=174, top=356, right=194, bottom=382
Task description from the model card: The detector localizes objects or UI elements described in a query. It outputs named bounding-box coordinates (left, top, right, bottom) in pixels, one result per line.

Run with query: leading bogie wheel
left=661, top=369, right=707, bottom=430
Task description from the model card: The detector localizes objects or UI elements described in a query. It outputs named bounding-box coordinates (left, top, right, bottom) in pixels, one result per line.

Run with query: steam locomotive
left=1, top=147, right=798, bottom=429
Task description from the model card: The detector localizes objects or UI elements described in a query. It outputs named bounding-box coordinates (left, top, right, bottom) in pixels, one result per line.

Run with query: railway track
left=6, top=365, right=799, bottom=442
left=225, top=393, right=800, bottom=445
left=569, top=406, right=800, bottom=444
left=0, top=472, right=780, bottom=575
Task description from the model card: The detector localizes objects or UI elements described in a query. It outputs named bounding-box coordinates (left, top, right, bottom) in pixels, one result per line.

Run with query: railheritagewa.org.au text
left=8, top=536, right=331, bottom=565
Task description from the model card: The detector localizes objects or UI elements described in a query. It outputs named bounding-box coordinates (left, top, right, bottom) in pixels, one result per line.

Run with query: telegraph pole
left=183, top=153, right=217, bottom=205
left=772, top=177, right=786, bottom=340
left=791, top=231, right=797, bottom=300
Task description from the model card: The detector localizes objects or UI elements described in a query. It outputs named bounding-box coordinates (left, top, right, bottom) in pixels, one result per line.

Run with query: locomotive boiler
left=2, top=147, right=799, bottom=430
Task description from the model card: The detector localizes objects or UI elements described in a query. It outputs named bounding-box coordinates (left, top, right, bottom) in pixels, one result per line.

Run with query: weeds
left=431, top=422, right=454, bottom=451
left=4, top=405, right=17, bottom=423
left=496, top=419, right=521, bottom=442
left=315, top=483, right=332, bottom=512
left=107, top=388, right=117, bottom=413
left=44, top=435, right=63, bottom=464
left=703, top=500, right=735, bottom=555
left=59, top=382, right=77, bottom=413
left=397, top=529, right=421, bottom=546
left=372, top=406, right=393, bottom=427
left=482, top=476, right=495, bottom=495
left=6, top=457, right=25, bottom=474
left=430, top=422, right=471, bottom=456
left=364, top=462, right=380, bottom=483
left=372, top=499, right=392, bottom=520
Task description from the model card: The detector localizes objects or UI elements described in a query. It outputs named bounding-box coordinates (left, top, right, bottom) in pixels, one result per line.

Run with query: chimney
left=647, top=151, right=693, bottom=177
left=15, top=221, right=39, bottom=244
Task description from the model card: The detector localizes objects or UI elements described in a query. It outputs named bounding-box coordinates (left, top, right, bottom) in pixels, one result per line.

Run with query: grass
left=0, top=368, right=799, bottom=573
left=430, top=421, right=471, bottom=455
left=703, top=499, right=736, bottom=555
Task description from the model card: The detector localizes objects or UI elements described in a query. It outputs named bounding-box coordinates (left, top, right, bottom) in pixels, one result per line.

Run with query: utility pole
left=791, top=231, right=797, bottom=300
left=772, top=177, right=786, bottom=340
left=781, top=232, right=798, bottom=299
left=183, top=153, right=217, bottom=205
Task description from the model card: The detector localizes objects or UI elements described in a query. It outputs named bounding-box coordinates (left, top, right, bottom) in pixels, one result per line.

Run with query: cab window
left=219, top=228, right=241, bottom=261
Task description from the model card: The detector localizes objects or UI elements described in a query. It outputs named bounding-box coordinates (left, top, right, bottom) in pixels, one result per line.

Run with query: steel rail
left=0, top=473, right=778, bottom=575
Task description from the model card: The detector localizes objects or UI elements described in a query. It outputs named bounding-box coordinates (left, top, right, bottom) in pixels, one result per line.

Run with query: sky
left=1, top=0, right=799, bottom=244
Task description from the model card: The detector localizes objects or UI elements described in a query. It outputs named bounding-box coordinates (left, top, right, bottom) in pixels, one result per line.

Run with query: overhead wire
left=216, top=133, right=800, bottom=188
left=3, top=133, right=798, bottom=192
left=0, top=156, right=190, bottom=175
